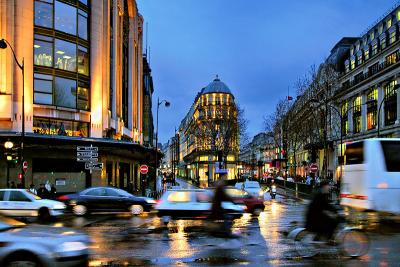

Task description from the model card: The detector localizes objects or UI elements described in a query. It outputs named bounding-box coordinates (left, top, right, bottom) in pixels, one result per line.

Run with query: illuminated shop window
left=33, top=117, right=89, bottom=137
left=384, top=80, right=397, bottom=126
left=386, top=51, right=397, bottom=65
left=55, top=39, right=76, bottom=72
left=34, top=35, right=53, bottom=67
left=367, top=88, right=377, bottom=130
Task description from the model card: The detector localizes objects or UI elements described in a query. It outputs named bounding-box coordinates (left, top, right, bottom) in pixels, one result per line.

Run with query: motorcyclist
left=209, top=180, right=234, bottom=236
left=305, top=180, right=340, bottom=242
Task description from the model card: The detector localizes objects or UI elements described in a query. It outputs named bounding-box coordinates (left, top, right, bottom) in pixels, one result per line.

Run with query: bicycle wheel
left=340, top=229, right=369, bottom=257
left=294, top=230, right=319, bottom=258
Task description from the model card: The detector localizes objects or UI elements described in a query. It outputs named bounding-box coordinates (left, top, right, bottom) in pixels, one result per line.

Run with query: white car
left=0, top=215, right=90, bottom=266
left=0, top=189, right=65, bottom=221
left=242, top=181, right=263, bottom=198
left=156, top=189, right=245, bottom=223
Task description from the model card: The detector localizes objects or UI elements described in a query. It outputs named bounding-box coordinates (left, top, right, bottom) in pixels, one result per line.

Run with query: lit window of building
left=380, top=35, right=387, bottom=50
left=386, top=51, right=398, bottom=65
left=371, top=40, right=378, bottom=56
left=389, top=28, right=397, bottom=44
left=367, top=87, right=378, bottom=130
left=341, top=102, right=349, bottom=136
left=344, top=60, right=350, bottom=73
left=350, top=56, right=356, bottom=69
left=364, top=46, right=370, bottom=61
left=353, top=96, right=362, bottom=134
left=370, top=31, right=375, bottom=41
left=357, top=51, right=363, bottom=65
left=387, top=18, right=392, bottom=28
left=384, top=80, right=398, bottom=126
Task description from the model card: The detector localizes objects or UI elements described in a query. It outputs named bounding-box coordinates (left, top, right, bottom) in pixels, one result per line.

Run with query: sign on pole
left=22, top=161, right=28, bottom=173
left=310, top=163, right=318, bottom=173
left=140, top=165, right=149, bottom=174
left=77, top=145, right=100, bottom=173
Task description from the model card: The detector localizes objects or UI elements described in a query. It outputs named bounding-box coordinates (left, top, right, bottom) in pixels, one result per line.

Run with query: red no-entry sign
left=140, top=165, right=148, bottom=174
left=310, top=163, right=318, bottom=173
left=22, top=161, right=28, bottom=173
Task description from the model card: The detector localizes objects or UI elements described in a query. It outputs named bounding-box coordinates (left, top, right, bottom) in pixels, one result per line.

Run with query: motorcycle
left=270, top=185, right=277, bottom=199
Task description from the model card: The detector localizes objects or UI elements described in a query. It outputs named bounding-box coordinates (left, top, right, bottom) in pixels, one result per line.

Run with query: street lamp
left=155, top=98, right=170, bottom=192
left=4, top=141, right=14, bottom=149
left=0, top=38, right=25, bottom=187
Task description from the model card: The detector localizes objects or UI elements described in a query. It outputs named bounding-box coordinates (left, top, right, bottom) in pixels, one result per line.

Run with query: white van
left=340, top=138, right=400, bottom=214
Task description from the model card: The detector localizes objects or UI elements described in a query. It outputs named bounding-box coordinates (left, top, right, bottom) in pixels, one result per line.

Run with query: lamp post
left=377, top=84, right=399, bottom=137
left=0, top=39, right=25, bottom=187
left=155, top=98, right=170, bottom=191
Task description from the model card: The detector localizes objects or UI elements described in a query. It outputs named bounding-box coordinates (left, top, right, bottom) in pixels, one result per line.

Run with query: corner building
left=0, top=0, right=155, bottom=193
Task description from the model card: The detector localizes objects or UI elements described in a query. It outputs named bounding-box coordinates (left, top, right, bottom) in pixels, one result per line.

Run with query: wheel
left=340, top=229, right=369, bottom=257
left=294, top=230, right=319, bottom=258
left=130, top=205, right=144, bottom=216
left=252, top=207, right=263, bottom=216
left=72, top=204, right=88, bottom=216
left=38, top=208, right=51, bottom=223
left=4, top=251, right=43, bottom=267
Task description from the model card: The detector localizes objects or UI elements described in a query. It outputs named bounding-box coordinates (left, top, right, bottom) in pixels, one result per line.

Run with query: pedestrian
left=45, top=180, right=51, bottom=192
left=10, top=181, right=16, bottom=189
left=17, top=182, right=23, bottom=189
left=37, top=183, right=49, bottom=199
left=29, top=184, right=37, bottom=195
left=50, top=184, right=57, bottom=199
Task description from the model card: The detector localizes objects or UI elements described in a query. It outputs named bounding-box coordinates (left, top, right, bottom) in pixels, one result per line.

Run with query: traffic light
left=18, top=173, right=23, bottom=180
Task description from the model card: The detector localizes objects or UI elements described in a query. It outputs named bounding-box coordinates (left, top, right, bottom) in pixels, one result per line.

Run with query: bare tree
left=237, top=103, right=250, bottom=150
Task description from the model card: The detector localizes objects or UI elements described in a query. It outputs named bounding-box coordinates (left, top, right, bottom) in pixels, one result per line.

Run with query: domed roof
left=202, top=76, right=232, bottom=95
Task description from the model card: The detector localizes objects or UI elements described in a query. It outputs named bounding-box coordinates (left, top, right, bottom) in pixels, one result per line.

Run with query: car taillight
left=57, top=195, right=69, bottom=201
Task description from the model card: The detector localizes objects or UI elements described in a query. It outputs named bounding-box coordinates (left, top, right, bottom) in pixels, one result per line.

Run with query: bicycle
left=288, top=223, right=370, bottom=258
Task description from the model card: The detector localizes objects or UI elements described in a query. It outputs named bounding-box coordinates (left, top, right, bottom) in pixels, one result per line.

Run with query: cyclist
left=305, top=180, right=339, bottom=242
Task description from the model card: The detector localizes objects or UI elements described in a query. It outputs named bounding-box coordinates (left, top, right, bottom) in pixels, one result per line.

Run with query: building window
left=379, top=24, right=384, bottom=35
left=384, top=80, right=397, bottom=126
left=78, top=9, right=88, bottom=40
left=353, top=96, right=362, bottom=134
left=54, top=76, right=77, bottom=109
left=33, top=117, right=89, bottom=137
left=345, top=60, right=350, bottom=73
left=77, top=84, right=89, bottom=110
left=55, top=0, right=77, bottom=35
left=371, top=41, right=378, bottom=56
left=354, top=72, right=364, bottom=84
left=341, top=102, right=349, bottom=136
left=34, top=34, right=53, bottom=67
left=54, top=39, right=76, bottom=72
left=34, top=0, right=53, bottom=28
left=78, top=46, right=89, bottom=75
left=34, top=73, right=53, bottom=105
left=364, top=46, right=370, bottom=61
left=367, top=88, right=377, bottom=130
left=387, top=18, right=392, bottom=28
left=357, top=52, right=363, bottom=65
left=380, top=36, right=387, bottom=50
left=389, top=29, right=397, bottom=45
left=386, top=51, right=398, bottom=66
left=370, top=31, right=375, bottom=41
left=368, top=62, right=379, bottom=76
left=350, top=56, right=356, bottom=70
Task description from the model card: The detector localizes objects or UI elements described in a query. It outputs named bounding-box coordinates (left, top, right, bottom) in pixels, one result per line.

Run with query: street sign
left=85, top=162, right=103, bottom=170
left=22, top=161, right=28, bottom=173
left=310, top=163, right=318, bottom=173
left=140, top=165, right=149, bottom=174
left=77, top=152, right=98, bottom=158
left=77, top=157, right=98, bottom=162
left=77, top=146, right=98, bottom=152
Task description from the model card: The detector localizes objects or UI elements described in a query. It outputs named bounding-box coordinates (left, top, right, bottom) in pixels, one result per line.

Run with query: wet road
left=48, top=191, right=400, bottom=267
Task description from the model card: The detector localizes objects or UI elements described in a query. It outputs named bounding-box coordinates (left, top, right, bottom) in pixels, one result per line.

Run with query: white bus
left=340, top=138, right=400, bottom=214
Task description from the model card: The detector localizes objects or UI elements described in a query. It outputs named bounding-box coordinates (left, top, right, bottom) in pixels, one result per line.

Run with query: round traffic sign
left=22, top=161, right=28, bottom=173
left=310, top=163, right=318, bottom=173
left=140, top=165, right=148, bottom=174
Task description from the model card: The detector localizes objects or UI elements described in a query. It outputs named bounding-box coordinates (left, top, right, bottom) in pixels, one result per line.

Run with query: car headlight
left=57, top=241, right=88, bottom=253
left=53, top=204, right=66, bottom=210
left=145, top=199, right=156, bottom=204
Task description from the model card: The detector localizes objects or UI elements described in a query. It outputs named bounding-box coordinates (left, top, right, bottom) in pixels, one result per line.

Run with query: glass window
left=106, top=189, right=120, bottom=197
left=55, top=1, right=77, bottom=35
left=381, top=37, right=387, bottom=50
left=378, top=24, right=383, bottom=34
left=78, top=10, right=88, bottom=40
left=357, top=52, right=363, bottom=65
left=34, top=0, right=53, bottom=28
left=389, top=30, right=396, bottom=45
left=350, top=57, right=356, bottom=69
left=34, top=37, right=53, bottom=67
left=381, top=141, right=400, bottom=172
left=85, top=188, right=106, bottom=196
left=55, top=39, right=76, bottom=72
left=34, top=74, right=53, bottom=105
left=372, top=42, right=378, bottom=56
left=77, top=86, right=89, bottom=110
left=78, top=46, right=89, bottom=75
left=0, top=191, right=5, bottom=201
left=370, top=31, right=375, bottom=41
left=387, top=18, right=392, bottom=28
left=386, top=52, right=397, bottom=65
left=345, top=141, right=364, bottom=165
left=364, top=47, right=370, bottom=61
left=384, top=81, right=397, bottom=126
left=54, top=77, right=76, bottom=109
left=79, top=0, right=88, bottom=5
left=9, top=191, right=31, bottom=202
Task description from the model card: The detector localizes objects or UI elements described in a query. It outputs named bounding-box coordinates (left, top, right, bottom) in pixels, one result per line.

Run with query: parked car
left=0, top=189, right=65, bottom=221
left=234, top=182, right=243, bottom=190
left=223, top=187, right=265, bottom=215
left=58, top=187, right=155, bottom=216
left=156, top=189, right=245, bottom=223
left=0, top=215, right=90, bottom=266
left=242, top=181, right=263, bottom=198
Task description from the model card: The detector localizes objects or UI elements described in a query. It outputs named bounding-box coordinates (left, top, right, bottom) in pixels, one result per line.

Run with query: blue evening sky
left=137, top=0, right=396, bottom=144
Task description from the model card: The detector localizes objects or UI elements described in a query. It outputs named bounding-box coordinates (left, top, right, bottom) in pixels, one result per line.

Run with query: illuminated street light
left=4, top=140, right=14, bottom=149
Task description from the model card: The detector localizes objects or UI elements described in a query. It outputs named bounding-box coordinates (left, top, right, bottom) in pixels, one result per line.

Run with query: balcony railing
left=341, top=51, right=400, bottom=91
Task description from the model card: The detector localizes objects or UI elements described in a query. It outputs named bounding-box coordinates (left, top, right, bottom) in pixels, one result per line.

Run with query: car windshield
left=245, top=183, right=260, bottom=188
left=25, top=190, right=41, bottom=200
left=115, top=189, right=132, bottom=197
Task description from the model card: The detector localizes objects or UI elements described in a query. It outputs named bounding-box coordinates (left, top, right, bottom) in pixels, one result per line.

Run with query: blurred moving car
left=156, top=189, right=245, bottom=222
left=58, top=187, right=155, bottom=216
left=224, top=187, right=265, bottom=215
left=242, top=181, right=263, bottom=198
left=0, top=215, right=90, bottom=266
left=0, top=189, right=65, bottom=221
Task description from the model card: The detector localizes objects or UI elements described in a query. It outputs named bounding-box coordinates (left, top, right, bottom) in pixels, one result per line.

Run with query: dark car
left=224, top=187, right=265, bottom=216
left=58, top=187, right=155, bottom=216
